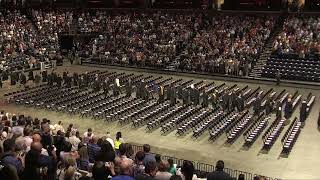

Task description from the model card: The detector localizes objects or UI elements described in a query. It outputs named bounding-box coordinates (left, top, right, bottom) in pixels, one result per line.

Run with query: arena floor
left=1, top=63, right=319, bottom=179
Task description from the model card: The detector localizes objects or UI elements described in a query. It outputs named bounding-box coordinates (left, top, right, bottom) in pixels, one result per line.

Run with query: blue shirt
left=2, top=153, right=23, bottom=174
left=87, top=143, right=101, bottom=163
left=143, top=153, right=156, bottom=166
left=112, top=175, right=135, bottom=180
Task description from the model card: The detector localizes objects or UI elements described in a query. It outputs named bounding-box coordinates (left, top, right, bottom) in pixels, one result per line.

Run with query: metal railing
left=132, top=144, right=279, bottom=180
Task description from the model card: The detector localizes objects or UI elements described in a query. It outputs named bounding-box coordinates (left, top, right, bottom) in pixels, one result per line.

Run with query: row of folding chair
left=262, top=118, right=285, bottom=150
left=208, top=112, right=240, bottom=141
left=59, top=91, right=105, bottom=113
left=192, top=110, right=225, bottom=139
left=92, top=97, right=137, bottom=119
left=146, top=105, right=188, bottom=131
left=105, top=99, right=148, bottom=121
left=24, top=87, right=74, bottom=106
left=267, top=59, right=320, bottom=67
left=80, top=96, right=126, bottom=117
left=69, top=93, right=110, bottom=114
left=161, top=106, right=201, bottom=134
left=46, top=89, right=91, bottom=110
left=15, top=86, right=60, bottom=104
left=132, top=102, right=172, bottom=128
left=243, top=116, right=270, bottom=147
left=281, top=118, right=301, bottom=155
left=176, top=108, right=214, bottom=136
left=226, top=113, right=253, bottom=144
left=268, top=57, right=320, bottom=64
left=40, top=88, right=86, bottom=109
left=5, top=84, right=48, bottom=97
left=119, top=100, right=160, bottom=125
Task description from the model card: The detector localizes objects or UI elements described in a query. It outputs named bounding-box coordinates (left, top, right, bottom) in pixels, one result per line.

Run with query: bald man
left=26, top=134, right=49, bottom=156
left=112, top=158, right=135, bottom=180
left=27, top=142, right=55, bottom=180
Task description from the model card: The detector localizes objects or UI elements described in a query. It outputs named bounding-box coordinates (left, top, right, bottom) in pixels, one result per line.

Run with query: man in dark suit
left=229, top=91, right=236, bottom=111
left=276, top=70, right=281, bottom=85
left=202, top=89, right=209, bottom=108
left=28, top=71, right=34, bottom=81
left=253, top=95, right=262, bottom=115
left=42, top=71, right=48, bottom=82
left=169, top=85, right=176, bottom=106
left=47, top=73, right=53, bottom=86
left=73, top=73, right=79, bottom=86
left=192, top=87, right=200, bottom=105
left=34, top=74, right=41, bottom=85
left=166, top=84, right=172, bottom=101
left=182, top=88, right=190, bottom=105
left=222, top=91, right=230, bottom=111
left=265, top=98, right=274, bottom=115
left=68, top=75, right=73, bottom=88
left=125, top=79, right=133, bottom=97
left=236, top=95, right=244, bottom=112
left=177, top=85, right=183, bottom=99
left=63, top=71, right=68, bottom=83
left=56, top=75, right=62, bottom=88
left=207, top=160, right=232, bottom=180
left=299, top=99, right=307, bottom=126
left=93, top=76, right=101, bottom=92
left=10, top=72, right=17, bottom=85
left=284, top=98, right=293, bottom=120
left=20, top=73, right=27, bottom=86
left=103, top=77, right=110, bottom=95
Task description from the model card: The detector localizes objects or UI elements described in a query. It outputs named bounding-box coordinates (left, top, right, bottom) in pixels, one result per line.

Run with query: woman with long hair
left=96, top=140, right=116, bottom=163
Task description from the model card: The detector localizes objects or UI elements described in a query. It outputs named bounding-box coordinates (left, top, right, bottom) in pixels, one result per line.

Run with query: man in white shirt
left=26, top=134, right=49, bottom=156
left=83, top=128, right=94, bottom=144
left=106, top=132, right=114, bottom=149
left=67, top=130, right=81, bottom=151
left=53, top=121, right=65, bottom=134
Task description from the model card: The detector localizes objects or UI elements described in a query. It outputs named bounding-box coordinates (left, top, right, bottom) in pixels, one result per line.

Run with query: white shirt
left=53, top=124, right=65, bottom=133
left=23, top=136, right=33, bottom=147
left=106, top=137, right=114, bottom=149
left=67, top=136, right=81, bottom=151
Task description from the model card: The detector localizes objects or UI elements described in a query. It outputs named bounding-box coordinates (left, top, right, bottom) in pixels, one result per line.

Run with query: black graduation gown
left=299, top=102, right=307, bottom=122
left=126, top=81, right=132, bottom=97
left=202, top=92, right=209, bottom=108
left=284, top=101, right=293, bottom=119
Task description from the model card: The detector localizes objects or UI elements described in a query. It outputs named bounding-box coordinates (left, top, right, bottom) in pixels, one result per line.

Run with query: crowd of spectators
left=80, top=11, right=198, bottom=69
left=179, top=15, right=275, bottom=75
left=0, top=10, right=65, bottom=77
left=0, top=10, right=38, bottom=71
left=273, top=16, right=320, bottom=57
left=78, top=12, right=275, bottom=76
left=0, top=110, right=240, bottom=180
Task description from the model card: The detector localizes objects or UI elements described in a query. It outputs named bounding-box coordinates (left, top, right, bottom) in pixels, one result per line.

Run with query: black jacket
left=207, top=170, right=232, bottom=180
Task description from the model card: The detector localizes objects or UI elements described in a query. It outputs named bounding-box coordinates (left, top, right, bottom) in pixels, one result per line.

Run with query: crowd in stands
left=78, top=11, right=275, bottom=76
left=80, top=11, right=197, bottom=69
left=273, top=16, right=320, bottom=57
left=179, top=15, right=275, bottom=75
left=0, top=10, right=66, bottom=77
left=0, top=111, right=239, bottom=180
